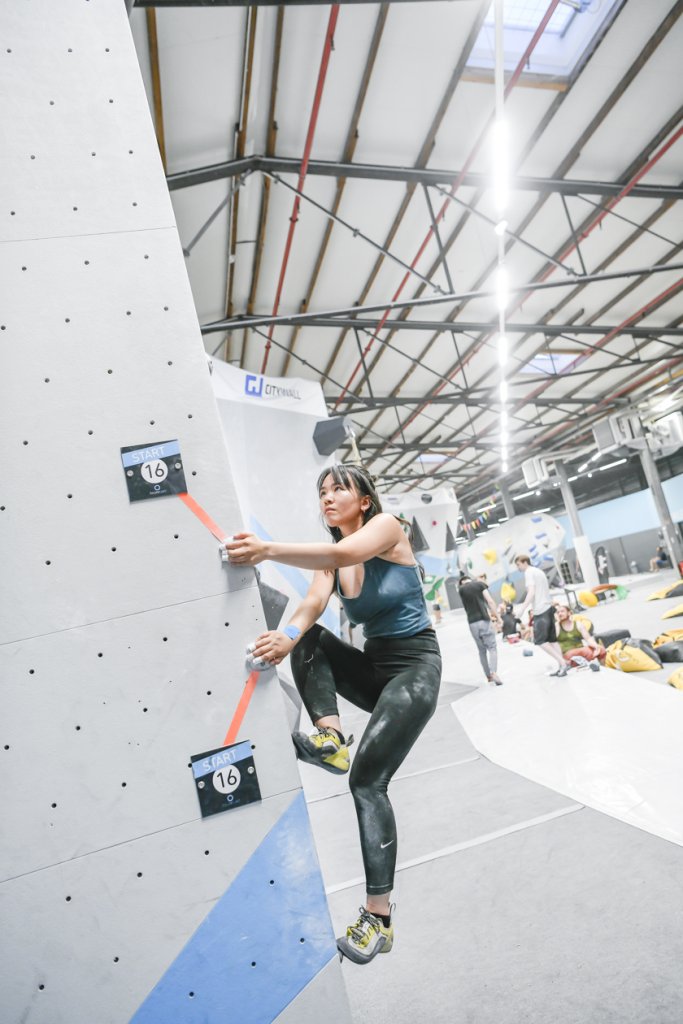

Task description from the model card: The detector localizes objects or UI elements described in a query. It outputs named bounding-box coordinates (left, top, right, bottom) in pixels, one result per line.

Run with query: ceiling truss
left=135, top=0, right=683, bottom=508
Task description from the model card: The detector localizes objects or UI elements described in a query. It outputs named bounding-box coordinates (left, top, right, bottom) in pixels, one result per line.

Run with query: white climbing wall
left=0, top=3, right=350, bottom=1022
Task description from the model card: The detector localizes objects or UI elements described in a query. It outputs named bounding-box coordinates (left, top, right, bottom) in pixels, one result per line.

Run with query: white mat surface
left=453, top=667, right=683, bottom=846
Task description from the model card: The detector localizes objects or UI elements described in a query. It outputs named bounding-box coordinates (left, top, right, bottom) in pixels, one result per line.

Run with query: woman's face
left=319, top=473, right=369, bottom=533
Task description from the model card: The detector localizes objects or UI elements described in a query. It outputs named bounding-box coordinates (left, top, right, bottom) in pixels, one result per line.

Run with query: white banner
left=209, top=359, right=327, bottom=416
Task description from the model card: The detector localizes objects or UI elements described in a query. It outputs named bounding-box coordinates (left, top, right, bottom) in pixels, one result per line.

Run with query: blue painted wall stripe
left=250, top=516, right=339, bottom=635
left=130, top=792, right=337, bottom=1024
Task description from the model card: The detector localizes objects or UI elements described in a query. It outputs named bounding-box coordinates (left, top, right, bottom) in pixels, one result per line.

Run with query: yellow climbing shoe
left=292, top=727, right=353, bottom=775
left=337, top=907, right=394, bottom=965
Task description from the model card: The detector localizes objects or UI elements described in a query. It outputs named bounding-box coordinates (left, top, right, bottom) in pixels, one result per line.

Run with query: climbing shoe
left=337, top=907, right=394, bottom=965
left=291, top=727, right=354, bottom=775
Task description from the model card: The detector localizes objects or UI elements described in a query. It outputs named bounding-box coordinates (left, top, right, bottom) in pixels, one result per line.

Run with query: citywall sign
left=244, top=373, right=302, bottom=402
left=209, top=358, right=327, bottom=415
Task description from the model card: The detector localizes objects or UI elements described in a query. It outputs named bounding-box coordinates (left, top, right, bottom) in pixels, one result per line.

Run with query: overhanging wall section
left=0, top=4, right=349, bottom=1022
left=211, top=358, right=340, bottom=645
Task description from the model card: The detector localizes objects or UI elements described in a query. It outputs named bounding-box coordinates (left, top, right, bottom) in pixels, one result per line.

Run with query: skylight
left=468, top=0, right=621, bottom=80
left=483, top=0, right=576, bottom=36
left=415, top=453, right=448, bottom=464
left=519, top=352, right=577, bottom=375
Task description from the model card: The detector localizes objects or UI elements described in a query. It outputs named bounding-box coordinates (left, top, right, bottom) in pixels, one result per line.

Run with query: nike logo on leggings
left=380, top=840, right=394, bottom=849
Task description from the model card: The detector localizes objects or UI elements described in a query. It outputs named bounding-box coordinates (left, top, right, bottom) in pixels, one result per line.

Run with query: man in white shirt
left=514, top=553, right=567, bottom=677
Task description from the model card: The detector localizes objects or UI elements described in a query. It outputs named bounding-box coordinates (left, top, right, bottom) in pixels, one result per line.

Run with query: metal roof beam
left=166, top=155, right=683, bottom=200
left=136, top=0, right=466, bottom=5
left=207, top=316, right=683, bottom=337
left=200, top=260, right=683, bottom=333
left=330, top=394, right=616, bottom=411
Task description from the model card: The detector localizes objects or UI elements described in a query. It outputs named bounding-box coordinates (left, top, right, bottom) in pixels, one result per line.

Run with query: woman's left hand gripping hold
left=249, top=630, right=297, bottom=667
left=225, top=532, right=268, bottom=566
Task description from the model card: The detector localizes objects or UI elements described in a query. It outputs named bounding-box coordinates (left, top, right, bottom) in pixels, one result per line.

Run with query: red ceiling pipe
left=574, top=122, right=683, bottom=243
left=517, top=284, right=683, bottom=451
left=333, top=0, right=561, bottom=408
left=501, top=124, right=683, bottom=318
left=378, top=122, right=683, bottom=451
left=527, top=351, right=683, bottom=455
left=440, top=272, right=683, bottom=465
left=261, top=6, right=340, bottom=374
left=439, top=349, right=683, bottom=487
left=527, top=274, right=683, bottom=389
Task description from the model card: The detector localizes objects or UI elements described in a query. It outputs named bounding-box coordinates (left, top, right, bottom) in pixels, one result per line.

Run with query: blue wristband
left=283, top=625, right=301, bottom=642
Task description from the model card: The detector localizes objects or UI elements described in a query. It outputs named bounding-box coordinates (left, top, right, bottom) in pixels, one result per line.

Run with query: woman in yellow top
left=555, top=604, right=606, bottom=664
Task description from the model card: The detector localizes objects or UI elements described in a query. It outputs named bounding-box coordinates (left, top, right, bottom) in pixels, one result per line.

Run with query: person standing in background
left=458, top=572, right=502, bottom=685
left=514, top=554, right=567, bottom=677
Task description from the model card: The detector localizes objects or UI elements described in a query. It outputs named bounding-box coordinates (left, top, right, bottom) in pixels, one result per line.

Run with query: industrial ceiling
left=129, top=0, right=683, bottom=514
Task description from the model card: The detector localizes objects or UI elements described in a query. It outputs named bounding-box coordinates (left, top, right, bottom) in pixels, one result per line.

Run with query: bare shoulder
left=374, top=511, right=405, bottom=531
left=372, top=512, right=409, bottom=543
left=372, top=512, right=415, bottom=562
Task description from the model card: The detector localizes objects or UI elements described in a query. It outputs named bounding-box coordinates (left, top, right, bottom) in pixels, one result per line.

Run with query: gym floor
left=295, top=570, right=683, bottom=1024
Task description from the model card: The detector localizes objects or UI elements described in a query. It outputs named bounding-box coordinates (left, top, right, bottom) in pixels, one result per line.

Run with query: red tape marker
left=223, top=671, right=260, bottom=747
left=178, top=491, right=261, bottom=748
left=178, top=491, right=228, bottom=543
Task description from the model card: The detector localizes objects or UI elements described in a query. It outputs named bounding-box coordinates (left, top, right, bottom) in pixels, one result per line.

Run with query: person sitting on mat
left=649, top=544, right=670, bottom=572
left=555, top=604, right=606, bottom=665
left=225, top=463, right=441, bottom=966
left=499, top=601, right=521, bottom=639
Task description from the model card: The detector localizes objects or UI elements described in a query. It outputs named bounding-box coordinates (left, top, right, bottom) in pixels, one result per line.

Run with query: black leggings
left=290, top=624, right=442, bottom=895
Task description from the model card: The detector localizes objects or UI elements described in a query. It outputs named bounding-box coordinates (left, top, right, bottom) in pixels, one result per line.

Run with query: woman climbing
left=225, top=464, right=442, bottom=965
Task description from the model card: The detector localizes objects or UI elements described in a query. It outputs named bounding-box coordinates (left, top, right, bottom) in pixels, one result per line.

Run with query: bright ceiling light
left=494, top=219, right=508, bottom=236
left=491, top=119, right=509, bottom=213
left=495, top=265, right=509, bottom=312
left=499, top=380, right=508, bottom=402
left=498, top=334, right=508, bottom=366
